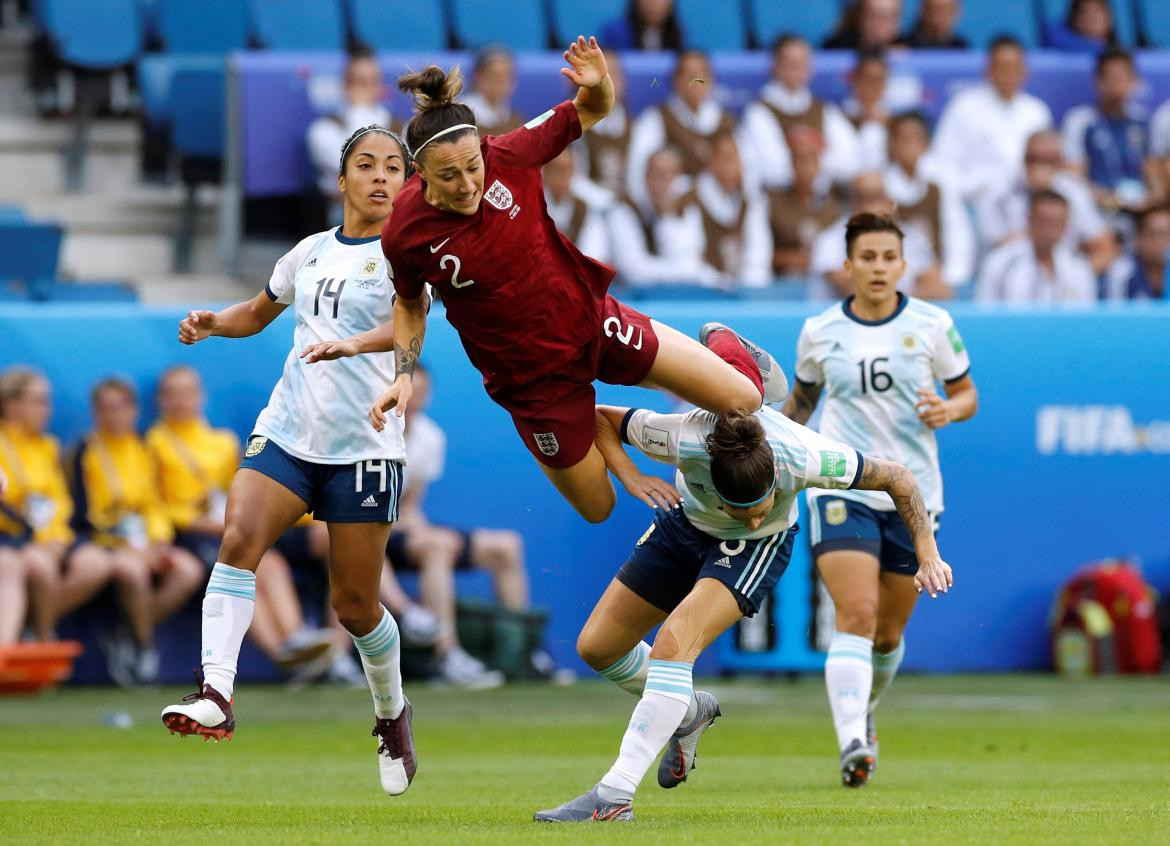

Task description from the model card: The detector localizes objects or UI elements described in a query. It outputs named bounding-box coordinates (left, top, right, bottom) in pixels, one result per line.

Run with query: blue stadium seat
left=747, top=0, right=839, bottom=48
left=40, top=0, right=143, bottom=68
left=449, top=0, right=547, bottom=50
left=1136, top=0, right=1170, bottom=47
left=1038, top=0, right=1137, bottom=46
left=157, top=0, right=248, bottom=53
left=138, top=54, right=223, bottom=130
left=249, top=0, right=344, bottom=50
left=0, top=223, right=63, bottom=283
left=0, top=206, right=26, bottom=222
left=171, top=67, right=226, bottom=159
left=347, top=0, right=446, bottom=50
left=29, top=280, right=138, bottom=302
left=956, top=0, right=1039, bottom=47
left=549, top=0, right=625, bottom=45
left=676, top=0, right=748, bottom=51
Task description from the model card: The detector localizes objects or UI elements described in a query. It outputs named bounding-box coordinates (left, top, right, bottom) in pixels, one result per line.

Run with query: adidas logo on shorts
left=713, top=556, right=732, bottom=568
left=360, top=495, right=378, bottom=507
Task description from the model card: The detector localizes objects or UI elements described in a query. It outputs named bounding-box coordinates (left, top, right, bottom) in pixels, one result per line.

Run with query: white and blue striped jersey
left=622, top=404, right=862, bottom=540
left=252, top=228, right=406, bottom=464
left=796, top=294, right=970, bottom=514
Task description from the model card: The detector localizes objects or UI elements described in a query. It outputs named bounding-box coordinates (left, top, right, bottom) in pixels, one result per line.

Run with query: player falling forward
left=305, top=37, right=785, bottom=523
left=534, top=369, right=952, bottom=822
left=160, top=127, right=418, bottom=796
left=783, top=212, right=977, bottom=786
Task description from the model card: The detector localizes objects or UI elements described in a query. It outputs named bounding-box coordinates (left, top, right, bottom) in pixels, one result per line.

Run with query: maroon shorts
left=489, top=296, right=660, bottom=469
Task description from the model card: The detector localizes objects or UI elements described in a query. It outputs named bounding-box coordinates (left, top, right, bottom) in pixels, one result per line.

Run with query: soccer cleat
left=657, top=690, right=721, bottom=788
left=839, top=738, right=876, bottom=788
left=274, top=627, right=335, bottom=671
left=866, top=711, right=880, bottom=774
left=397, top=603, right=441, bottom=647
left=533, top=787, right=634, bottom=823
left=699, top=322, right=790, bottom=406
left=372, top=699, right=417, bottom=796
left=436, top=647, right=505, bottom=689
left=161, top=671, right=235, bottom=742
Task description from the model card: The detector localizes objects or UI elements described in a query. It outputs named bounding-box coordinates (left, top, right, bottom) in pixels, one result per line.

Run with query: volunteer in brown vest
left=767, top=126, right=842, bottom=277
left=741, top=35, right=861, bottom=189
left=841, top=48, right=890, bottom=172
left=460, top=45, right=524, bottom=137
left=582, top=51, right=632, bottom=195
left=543, top=146, right=612, bottom=263
left=626, top=50, right=736, bottom=207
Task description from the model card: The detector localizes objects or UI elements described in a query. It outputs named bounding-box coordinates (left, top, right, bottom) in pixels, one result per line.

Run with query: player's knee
left=575, top=630, right=616, bottom=670
left=331, top=591, right=380, bottom=636
left=576, top=493, right=615, bottom=525
left=873, top=629, right=904, bottom=655
left=218, top=524, right=262, bottom=570
left=835, top=598, right=878, bottom=637
left=649, top=627, right=683, bottom=662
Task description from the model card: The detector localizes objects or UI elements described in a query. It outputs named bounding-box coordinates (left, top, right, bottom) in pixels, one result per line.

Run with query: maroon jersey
left=382, top=101, right=616, bottom=389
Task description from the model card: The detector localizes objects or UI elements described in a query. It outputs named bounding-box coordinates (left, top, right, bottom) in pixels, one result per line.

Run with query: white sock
left=870, top=638, right=905, bottom=710
left=352, top=607, right=404, bottom=719
left=201, top=562, right=256, bottom=700
left=825, top=631, right=873, bottom=752
left=598, top=659, right=693, bottom=801
left=598, top=641, right=651, bottom=695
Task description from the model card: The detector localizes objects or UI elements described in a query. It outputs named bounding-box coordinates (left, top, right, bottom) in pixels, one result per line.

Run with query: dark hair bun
left=706, top=411, right=766, bottom=460
left=398, top=65, right=464, bottom=114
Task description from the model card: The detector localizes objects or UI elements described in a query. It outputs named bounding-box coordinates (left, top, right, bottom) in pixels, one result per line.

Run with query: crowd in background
left=304, top=0, right=1170, bottom=302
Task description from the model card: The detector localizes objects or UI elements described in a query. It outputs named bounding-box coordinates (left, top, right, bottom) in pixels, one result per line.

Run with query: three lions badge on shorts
left=533, top=431, right=560, bottom=457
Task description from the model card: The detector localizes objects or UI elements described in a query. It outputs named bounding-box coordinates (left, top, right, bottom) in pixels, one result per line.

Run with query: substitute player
left=306, top=37, right=786, bottom=525
left=160, top=127, right=418, bottom=796
left=533, top=380, right=952, bottom=822
left=783, top=212, right=978, bottom=787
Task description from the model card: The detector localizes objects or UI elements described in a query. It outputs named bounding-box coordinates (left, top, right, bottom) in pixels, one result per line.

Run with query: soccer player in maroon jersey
left=307, top=37, right=785, bottom=523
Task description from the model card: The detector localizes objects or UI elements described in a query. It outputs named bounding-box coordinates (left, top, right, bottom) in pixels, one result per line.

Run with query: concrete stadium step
left=23, top=185, right=220, bottom=238
left=60, top=232, right=221, bottom=281
left=135, top=273, right=251, bottom=306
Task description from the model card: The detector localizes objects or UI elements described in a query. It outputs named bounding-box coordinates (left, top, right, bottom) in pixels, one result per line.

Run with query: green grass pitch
left=1, top=675, right=1167, bottom=844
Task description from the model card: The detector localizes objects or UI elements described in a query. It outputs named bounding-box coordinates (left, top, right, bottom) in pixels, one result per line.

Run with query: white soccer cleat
left=372, top=699, right=417, bottom=796
left=161, top=674, right=235, bottom=742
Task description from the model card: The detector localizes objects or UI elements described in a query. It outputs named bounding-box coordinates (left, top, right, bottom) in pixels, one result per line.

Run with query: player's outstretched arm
left=369, top=293, right=427, bottom=430
left=854, top=456, right=953, bottom=598
left=178, top=291, right=286, bottom=344
left=595, top=406, right=682, bottom=511
left=564, top=36, right=614, bottom=132
left=781, top=380, right=823, bottom=425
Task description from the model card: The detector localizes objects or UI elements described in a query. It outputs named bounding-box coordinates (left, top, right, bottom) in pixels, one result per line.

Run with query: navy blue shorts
left=810, top=496, right=938, bottom=576
left=616, top=506, right=797, bottom=618
left=386, top=526, right=475, bottom=571
left=240, top=435, right=403, bottom=524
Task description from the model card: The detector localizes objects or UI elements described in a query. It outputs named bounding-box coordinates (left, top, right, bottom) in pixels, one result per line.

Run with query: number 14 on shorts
left=355, top=459, right=389, bottom=493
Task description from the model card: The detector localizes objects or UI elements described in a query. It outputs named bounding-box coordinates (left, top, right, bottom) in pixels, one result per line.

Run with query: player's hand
left=561, top=36, right=608, bottom=88
left=916, top=387, right=952, bottom=429
left=301, top=338, right=359, bottom=363
left=179, top=310, right=217, bottom=345
left=369, top=375, right=413, bottom=431
left=914, top=555, right=953, bottom=598
left=620, top=471, right=683, bottom=511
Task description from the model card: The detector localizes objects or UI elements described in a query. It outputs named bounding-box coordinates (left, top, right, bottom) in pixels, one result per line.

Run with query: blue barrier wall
left=2, top=301, right=1169, bottom=675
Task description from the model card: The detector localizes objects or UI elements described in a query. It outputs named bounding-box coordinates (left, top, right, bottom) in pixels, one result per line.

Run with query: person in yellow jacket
left=0, top=367, right=115, bottom=644
left=67, top=377, right=204, bottom=686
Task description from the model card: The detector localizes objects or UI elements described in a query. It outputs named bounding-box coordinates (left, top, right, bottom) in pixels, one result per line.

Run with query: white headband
left=411, top=123, right=477, bottom=158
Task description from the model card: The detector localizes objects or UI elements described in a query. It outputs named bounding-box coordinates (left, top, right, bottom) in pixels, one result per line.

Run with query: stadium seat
left=1038, top=0, right=1138, bottom=47
left=156, top=0, right=248, bottom=54
left=171, top=67, right=226, bottom=160
left=449, top=0, right=547, bottom=50
left=747, top=0, right=840, bottom=48
left=347, top=0, right=446, bottom=50
left=28, top=280, right=138, bottom=302
left=676, top=0, right=748, bottom=51
left=0, top=223, right=63, bottom=284
left=40, top=0, right=143, bottom=68
left=1137, top=0, right=1170, bottom=47
left=138, top=54, right=223, bottom=130
left=249, top=0, right=345, bottom=50
left=0, top=206, right=26, bottom=222
left=549, top=0, right=624, bottom=45
left=956, top=0, right=1039, bottom=47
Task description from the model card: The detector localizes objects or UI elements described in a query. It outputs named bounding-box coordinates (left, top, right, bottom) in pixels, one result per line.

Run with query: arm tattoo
left=857, top=458, right=932, bottom=547
left=781, top=382, right=821, bottom=424
left=395, top=335, right=420, bottom=377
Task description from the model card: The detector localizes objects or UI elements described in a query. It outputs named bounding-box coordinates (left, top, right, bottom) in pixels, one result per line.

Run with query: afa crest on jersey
left=533, top=431, right=559, bottom=456
left=484, top=179, right=514, bottom=211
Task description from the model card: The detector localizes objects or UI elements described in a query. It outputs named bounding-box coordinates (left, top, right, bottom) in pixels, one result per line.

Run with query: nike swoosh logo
left=429, top=237, right=450, bottom=253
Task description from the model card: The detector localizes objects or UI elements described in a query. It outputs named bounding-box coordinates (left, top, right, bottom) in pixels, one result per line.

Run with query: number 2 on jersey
left=857, top=357, right=893, bottom=394
left=313, top=277, right=346, bottom=318
left=439, top=254, right=475, bottom=289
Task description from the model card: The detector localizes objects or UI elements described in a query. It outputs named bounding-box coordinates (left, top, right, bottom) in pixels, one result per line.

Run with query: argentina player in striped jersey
left=534, top=391, right=950, bottom=822
left=161, top=126, right=419, bottom=797
left=784, top=212, right=977, bottom=787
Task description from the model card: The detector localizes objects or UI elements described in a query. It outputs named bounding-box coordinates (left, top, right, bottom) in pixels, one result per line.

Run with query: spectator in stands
left=460, top=46, right=524, bottom=137
left=742, top=35, right=861, bottom=190
left=580, top=51, right=631, bottom=195
left=1061, top=49, right=1153, bottom=213
left=810, top=171, right=944, bottom=299
left=884, top=111, right=974, bottom=288
left=600, top=0, right=684, bottom=51
left=766, top=126, right=842, bottom=277
left=682, top=131, right=772, bottom=287
left=610, top=146, right=716, bottom=287
left=0, top=368, right=113, bottom=644
left=976, top=130, right=1114, bottom=272
left=824, top=0, right=903, bottom=50
left=930, top=36, right=1053, bottom=199
left=896, top=0, right=968, bottom=49
left=543, top=147, right=611, bottom=262
left=306, top=47, right=393, bottom=226
left=626, top=50, right=735, bottom=207
left=841, top=48, right=890, bottom=172
left=1044, top=0, right=1116, bottom=53
left=1101, top=205, right=1170, bottom=300
left=976, top=189, right=1097, bottom=303
left=146, top=365, right=334, bottom=677
left=1152, top=98, right=1170, bottom=201
left=68, top=378, right=204, bottom=685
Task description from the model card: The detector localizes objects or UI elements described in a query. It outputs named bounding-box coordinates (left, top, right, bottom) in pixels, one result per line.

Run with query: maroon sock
left=705, top=329, right=764, bottom=401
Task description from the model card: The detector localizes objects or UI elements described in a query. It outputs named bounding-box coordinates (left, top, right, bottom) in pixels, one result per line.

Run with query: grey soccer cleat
left=840, top=738, right=876, bottom=788
left=699, top=322, right=789, bottom=406
left=866, top=711, right=879, bottom=775
left=657, top=690, right=721, bottom=788
left=533, top=787, right=633, bottom=823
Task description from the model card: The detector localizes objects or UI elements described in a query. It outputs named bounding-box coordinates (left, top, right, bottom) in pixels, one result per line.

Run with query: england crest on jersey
left=533, top=431, right=559, bottom=456
left=484, top=179, right=514, bottom=211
